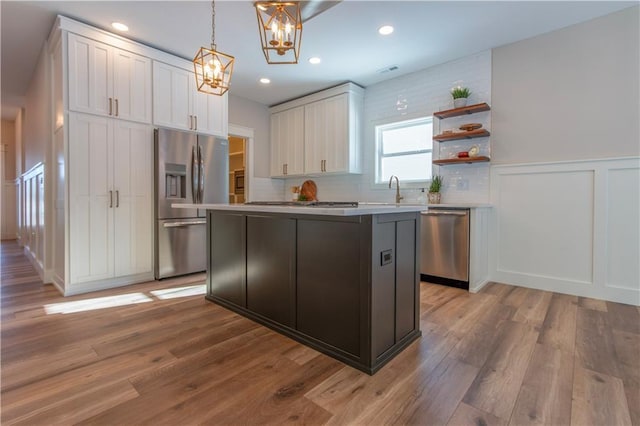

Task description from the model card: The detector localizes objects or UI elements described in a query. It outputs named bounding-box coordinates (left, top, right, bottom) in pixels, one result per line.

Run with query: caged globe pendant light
left=255, top=1, right=302, bottom=64
left=193, top=0, right=235, bottom=95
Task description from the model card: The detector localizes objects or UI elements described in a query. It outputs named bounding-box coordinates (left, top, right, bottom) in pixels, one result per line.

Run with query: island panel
left=246, top=215, right=296, bottom=327
left=208, top=212, right=246, bottom=308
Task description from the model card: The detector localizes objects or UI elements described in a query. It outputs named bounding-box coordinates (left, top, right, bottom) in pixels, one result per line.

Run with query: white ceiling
left=1, top=1, right=636, bottom=120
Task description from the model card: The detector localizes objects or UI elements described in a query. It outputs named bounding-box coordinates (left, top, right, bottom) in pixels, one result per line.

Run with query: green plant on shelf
left=450, top=86, right=471, bottom=99
left=429, top=175, right=443, bottom=193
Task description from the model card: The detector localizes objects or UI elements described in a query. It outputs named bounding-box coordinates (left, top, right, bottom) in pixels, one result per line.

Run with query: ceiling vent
left=377, top=65, right=399, bottom=74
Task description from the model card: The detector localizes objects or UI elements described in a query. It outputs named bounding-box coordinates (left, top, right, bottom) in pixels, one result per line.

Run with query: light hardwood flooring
left=1, top=239, right=638, bottom=425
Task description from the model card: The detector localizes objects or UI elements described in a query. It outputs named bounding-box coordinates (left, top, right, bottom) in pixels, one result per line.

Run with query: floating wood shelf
left=434, top=103, right=491, bottom=119
left=433, top=129, right=490, bottom=142
left=433, top=156, right=490, bottom=166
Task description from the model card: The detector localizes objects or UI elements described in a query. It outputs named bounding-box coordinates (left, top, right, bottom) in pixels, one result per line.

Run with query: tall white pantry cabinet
left=48, top=16, right=228, bottom=295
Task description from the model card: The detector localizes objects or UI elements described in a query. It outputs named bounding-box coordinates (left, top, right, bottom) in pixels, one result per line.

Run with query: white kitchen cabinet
left=68, top=112, right=152, bottom=284
left=153, top=61, right=228, bottom=137
left=270, top=83, right=363, bottom=178
left=304, top=93, right=355, bottom=174
left=270, top=106, right=305, bottom=177
left=67, top=33, right=152, bottom=123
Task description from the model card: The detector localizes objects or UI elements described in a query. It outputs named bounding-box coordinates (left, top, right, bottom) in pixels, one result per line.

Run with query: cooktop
left=245, top=201, right=359, bottom=208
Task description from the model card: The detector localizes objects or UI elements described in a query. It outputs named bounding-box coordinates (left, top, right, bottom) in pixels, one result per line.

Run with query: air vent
left=377, top=65, right=399, bottom=74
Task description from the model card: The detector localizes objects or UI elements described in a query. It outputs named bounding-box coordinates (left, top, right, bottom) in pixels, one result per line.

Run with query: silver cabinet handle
left=115, top=190, right=119, bottom=207
left=194, top=115, right=198, bottom=131
left=109, top=98, right=113, bottom=115
left=163, top=220, right=207, bottom=228
left=189, top=115, right=193, bottom=130
left=115, top=98, right=119, bottom=116
left=109, top=190, right=113, bottom=208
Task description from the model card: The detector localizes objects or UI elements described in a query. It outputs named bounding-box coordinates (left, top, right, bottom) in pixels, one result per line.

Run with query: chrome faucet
left=388, top=175, right=403, bottom=204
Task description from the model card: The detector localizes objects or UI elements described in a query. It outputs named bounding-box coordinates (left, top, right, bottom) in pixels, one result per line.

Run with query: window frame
left=373, top=115, right=434, bottom=188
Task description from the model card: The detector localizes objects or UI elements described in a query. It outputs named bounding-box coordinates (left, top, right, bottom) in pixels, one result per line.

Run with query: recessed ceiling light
left=260, top=78, right=271, bottom=84
left=309, top=57, right=321, bottom=65
left=111, top=22, right=129, bottom=32
left=378, top=25, right=394, bottom=35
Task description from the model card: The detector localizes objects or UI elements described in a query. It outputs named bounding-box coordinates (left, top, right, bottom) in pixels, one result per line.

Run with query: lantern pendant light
left=193, top=0, right=234, bottom=95
left=255, top=1, right=302, bottom=64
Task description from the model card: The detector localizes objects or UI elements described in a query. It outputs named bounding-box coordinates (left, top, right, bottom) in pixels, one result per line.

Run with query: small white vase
left=453, top=98, right=468, bottom=108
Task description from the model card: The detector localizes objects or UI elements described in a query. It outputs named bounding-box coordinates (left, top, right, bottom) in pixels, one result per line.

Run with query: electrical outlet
left=456, top=178, right=469, bottom=191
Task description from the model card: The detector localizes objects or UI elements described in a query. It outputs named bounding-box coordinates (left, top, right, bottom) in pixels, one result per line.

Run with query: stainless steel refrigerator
left=154, top=128, right=228, bottom=279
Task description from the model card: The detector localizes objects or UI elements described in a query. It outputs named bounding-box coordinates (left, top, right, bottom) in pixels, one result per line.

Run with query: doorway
left=228, top=136, right=246, bottom=204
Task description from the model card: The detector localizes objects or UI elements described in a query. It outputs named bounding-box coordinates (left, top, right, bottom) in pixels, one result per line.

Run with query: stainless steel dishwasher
left=420, top=208, right=470, bottom=289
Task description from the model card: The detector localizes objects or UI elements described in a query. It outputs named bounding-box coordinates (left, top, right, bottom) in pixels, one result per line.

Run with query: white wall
left=1, top=120, right=18, bottom=239
left=490, top=7, right=640, bottom=305
left=283, top=50, right=492, bottom=204
left=492, top=6, right=639, bottom=163
left=23, top=44, right=51, bottom=171
left=228, top=94, right=284, bottom=201
left=228, top=95, right=271, bottom=178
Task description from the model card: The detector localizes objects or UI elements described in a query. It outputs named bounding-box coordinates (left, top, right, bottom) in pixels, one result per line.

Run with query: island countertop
left=172, top=202, right=427, bottom=216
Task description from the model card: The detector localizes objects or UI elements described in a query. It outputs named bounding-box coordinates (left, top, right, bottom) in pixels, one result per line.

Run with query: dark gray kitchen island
left=174, top=202, right=424, bottom=374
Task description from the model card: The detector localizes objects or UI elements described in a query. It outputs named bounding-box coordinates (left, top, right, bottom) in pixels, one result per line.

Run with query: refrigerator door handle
left=191, top=145, right=197, bottom=203
left=198, top=144, right=204, bottom=203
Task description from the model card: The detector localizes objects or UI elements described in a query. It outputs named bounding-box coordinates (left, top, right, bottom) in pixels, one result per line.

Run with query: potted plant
left=451, top=86, right=471, bottom=108
left=428, top=175, right=443, bottom=204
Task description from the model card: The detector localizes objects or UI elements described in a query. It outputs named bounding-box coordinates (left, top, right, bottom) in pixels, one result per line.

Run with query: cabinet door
left=247, top=215, right=296, bottom=327
left=304, top=100, right=326, bottom=174
left=297, top=219, right=361, bottom=356
left=68, top=34, right=112, bottom=117
left=323, top=94, right=349, bottom=173
left=152, top=62, right=191, bottom=130
left=68, top=113, right=114, bottom=283
left=191, top=79, right=228, bottom=137
left=270, top=107, right=304, bottom=177
left=208, top=212, right=246, bottom=307
left=270, top=111, right=285, bottom=177
left=304, top=94, right=349, bottom=174
left=112, top=121, right=153, bottom=277
left=113, top=48, right=152, bottom=124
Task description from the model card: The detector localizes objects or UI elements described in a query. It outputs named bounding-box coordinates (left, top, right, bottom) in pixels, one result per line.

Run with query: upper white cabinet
left=68, top=112, right=153, bottom=284
left=153, top=61, right=228, bottom=137
left=68, top=33, right=152, bottom=123
left=305, top=93, right=357, bottom=174
left=270, top=83, right=363, bottom=178
left=271, top=106, right=305, bottom=177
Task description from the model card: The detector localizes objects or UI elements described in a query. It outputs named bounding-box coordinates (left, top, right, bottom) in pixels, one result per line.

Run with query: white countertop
left=172, top=202, right=428, bottom=216
left=425, top=203, right=493, bottom=209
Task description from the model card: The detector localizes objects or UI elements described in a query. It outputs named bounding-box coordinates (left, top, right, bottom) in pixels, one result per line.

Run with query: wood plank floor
left=1, top=239, right=638, bottom=425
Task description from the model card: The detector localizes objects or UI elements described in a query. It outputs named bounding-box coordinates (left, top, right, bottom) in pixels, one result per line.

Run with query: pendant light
left=255, top=1, right=302, bottom=64
left=193, top=0, right=234, bottom=95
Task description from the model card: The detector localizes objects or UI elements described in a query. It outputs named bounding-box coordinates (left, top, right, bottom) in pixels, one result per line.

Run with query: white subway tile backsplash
left=284, top=50, right=492, bottom=204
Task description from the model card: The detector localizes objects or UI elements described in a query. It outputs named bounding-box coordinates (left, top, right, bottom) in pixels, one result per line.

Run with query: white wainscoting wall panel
left=490, top=157, right=640, bottom=305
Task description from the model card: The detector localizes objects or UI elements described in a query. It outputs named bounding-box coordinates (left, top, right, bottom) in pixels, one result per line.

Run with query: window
left=375, top=116, right=433, bottom=184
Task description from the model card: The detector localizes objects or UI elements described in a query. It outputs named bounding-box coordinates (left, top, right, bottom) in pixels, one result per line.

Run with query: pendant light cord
left=211, top=0, right=216, bottom=49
